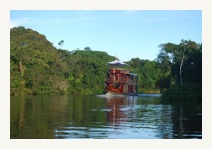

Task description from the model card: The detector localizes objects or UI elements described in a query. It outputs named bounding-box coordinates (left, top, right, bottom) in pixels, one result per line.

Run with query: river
left=10, top=94, right=202, bottom=139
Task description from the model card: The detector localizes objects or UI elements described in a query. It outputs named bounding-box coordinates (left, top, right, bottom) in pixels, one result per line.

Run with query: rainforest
left=10, top=26, right=202, bottom=101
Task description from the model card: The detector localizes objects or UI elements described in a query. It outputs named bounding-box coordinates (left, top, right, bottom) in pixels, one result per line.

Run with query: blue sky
left=10, top=10, right=202, bottom=61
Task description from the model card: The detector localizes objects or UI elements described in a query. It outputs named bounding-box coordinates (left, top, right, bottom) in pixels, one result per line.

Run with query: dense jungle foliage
left=157, top=40, right=202, bottom=101
left=10, top=27, right=202, bottom=101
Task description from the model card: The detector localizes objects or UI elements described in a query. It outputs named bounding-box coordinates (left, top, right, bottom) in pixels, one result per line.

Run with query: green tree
left=157, top=40, right=202, bottom=101
left=84, top=47, right=92, bottom=51
left=126, top=58, right=162, bottom=93
left=10, top=27, right=68, bottom=95
left=58, top=40, right=64, bottom=48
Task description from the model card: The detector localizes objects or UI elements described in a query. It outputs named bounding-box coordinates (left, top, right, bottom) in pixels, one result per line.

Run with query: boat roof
left=107, top=59, right=128, bottom=66
left=128, top=73, right=138, bottom=76
left=109, top=68, right=128, bottom=71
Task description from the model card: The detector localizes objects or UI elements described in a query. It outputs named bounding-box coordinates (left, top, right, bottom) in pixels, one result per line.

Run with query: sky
left=10, top=10, right=202, bottom=61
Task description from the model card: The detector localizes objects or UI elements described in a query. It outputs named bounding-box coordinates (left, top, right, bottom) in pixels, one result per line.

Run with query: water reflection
left=10, top=95, right=202, bottom=139
left=104, top=96, right=175, bottom=139
left=10, top=95, right=69, bottom=138
left=106, top=96, right=137, bottom=126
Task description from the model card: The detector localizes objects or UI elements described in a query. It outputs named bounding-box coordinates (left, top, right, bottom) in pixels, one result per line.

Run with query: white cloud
left=10, top=17, right=31, bottom=28
left=10, top=21, right=18, bottom=28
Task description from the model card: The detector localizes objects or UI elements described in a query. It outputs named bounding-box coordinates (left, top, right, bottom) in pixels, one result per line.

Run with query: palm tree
left=58, top=40, right=64, bottom=48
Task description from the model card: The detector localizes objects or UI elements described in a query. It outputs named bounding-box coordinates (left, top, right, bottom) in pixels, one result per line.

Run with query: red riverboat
left=104, top=58, right=138, bottom=96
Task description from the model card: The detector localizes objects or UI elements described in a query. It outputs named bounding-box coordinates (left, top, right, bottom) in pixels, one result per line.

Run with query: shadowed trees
left=156, top=40, right=202, bottom=101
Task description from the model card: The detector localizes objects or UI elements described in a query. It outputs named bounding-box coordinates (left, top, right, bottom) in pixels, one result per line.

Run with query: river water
left=10, top=94, right=202, bottom=139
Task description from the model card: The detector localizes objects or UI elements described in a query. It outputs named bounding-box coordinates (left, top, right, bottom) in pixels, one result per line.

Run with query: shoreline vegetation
left=10, top=27, right=202, bottom=102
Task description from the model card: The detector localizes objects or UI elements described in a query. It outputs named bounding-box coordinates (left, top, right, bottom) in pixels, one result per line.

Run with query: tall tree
left=157, top=40, right=202, bottom=101
left=84, top=47, right=92, bottom=51
left=58, top=40, right=64, bottom=48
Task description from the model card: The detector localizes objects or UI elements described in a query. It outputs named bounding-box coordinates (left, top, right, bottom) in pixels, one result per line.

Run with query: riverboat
left=104, top=58, right=138, bottom=96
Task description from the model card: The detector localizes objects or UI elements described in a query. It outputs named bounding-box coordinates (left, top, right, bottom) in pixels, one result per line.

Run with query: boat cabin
left=104, top=59, right=138, bottom=95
